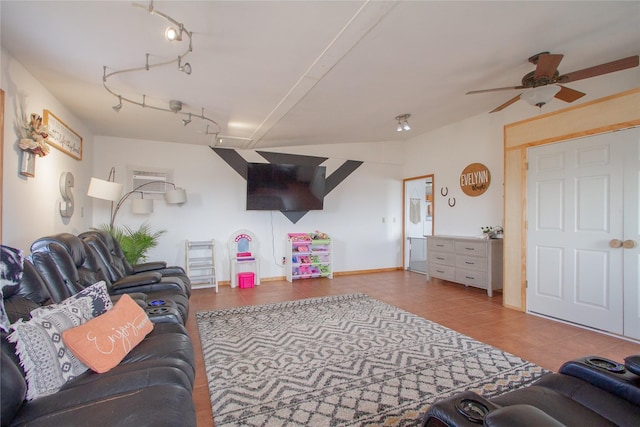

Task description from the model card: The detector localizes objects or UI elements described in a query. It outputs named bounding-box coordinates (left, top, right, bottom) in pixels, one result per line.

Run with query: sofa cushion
left=30, top=280, right=111, bottom=319
left=63, top=294, right=153, bottom=373
left=7, top=299, right=94, bottom=400
left=1, top=343, right=28, bottom=423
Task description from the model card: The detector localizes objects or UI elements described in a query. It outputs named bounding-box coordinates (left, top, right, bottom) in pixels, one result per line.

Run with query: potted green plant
left=99, top=222, right=166, bottom=265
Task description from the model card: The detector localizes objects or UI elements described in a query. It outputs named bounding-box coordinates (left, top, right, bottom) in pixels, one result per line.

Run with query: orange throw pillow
left=62, top=294, right=154, bottom=373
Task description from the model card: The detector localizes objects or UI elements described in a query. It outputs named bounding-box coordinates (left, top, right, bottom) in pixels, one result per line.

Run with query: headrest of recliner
left=31, top=233, right=88, bottom=267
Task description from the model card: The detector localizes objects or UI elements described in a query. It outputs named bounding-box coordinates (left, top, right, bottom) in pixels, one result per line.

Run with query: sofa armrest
left=112, top=272, right=162, bottom=288
left=484, top=405, right=564, bottom=427
left=421, top=390, right=500, bottom=427
left=131, top=261, right=167, bottom=274
left=559, top=356, right=640, bottom=406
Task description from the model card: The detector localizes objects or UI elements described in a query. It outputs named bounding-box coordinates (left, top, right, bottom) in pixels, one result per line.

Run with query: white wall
left=403, top=67, right=640, bottom=238
left=1, top=49, right=95, bottom=251
left=93, top=136, right=405, bottom=281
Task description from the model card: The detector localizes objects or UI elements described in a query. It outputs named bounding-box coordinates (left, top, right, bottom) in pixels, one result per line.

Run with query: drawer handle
left=465, top=261, right=475, bottom=265
left=436, top=257, right=445, bottom=260
left=436, top=244, right=444, bottom=247
left=465, top=276, right=475, bottom=280
left=436, top=269, right=445, bottom=274
left=465, top=247, right=475, bottom=251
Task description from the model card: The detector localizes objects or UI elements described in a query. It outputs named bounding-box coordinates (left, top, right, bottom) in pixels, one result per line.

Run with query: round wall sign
left=460, top=163, right=491, bottom=197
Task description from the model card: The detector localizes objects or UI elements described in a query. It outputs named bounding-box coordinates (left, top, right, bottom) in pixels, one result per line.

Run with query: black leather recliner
left=30, top=233, right=188, bottom=324
left=421, top=355, right=640, bottom=427
left=79, top=229, right=191, bottom=295
left=1, top=256, right=196, bottom=427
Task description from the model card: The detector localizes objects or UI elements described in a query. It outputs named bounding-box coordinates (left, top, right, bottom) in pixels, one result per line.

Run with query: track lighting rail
left=103, top=0, right=221, bottom=138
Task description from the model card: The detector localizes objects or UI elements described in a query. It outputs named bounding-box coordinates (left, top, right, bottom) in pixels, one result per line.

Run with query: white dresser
left=427, top=235, right=503, bottom=296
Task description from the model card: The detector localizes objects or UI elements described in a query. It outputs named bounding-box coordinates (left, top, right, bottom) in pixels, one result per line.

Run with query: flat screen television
left=246, top=163, right=326, bottom=211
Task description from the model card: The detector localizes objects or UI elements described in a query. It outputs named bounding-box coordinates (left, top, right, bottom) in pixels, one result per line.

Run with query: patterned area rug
left=196, top=293, right=547, bottom=426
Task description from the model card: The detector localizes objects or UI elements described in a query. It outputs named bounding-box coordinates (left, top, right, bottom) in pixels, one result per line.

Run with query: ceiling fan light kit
left=103, top=0, right=221, bottom=141
left=521, top=85, right=561, bottom=108
left=467, top=52, right=639, bottom=113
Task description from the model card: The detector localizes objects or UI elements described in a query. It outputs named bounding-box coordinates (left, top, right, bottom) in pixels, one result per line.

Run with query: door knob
left=609, top=239, right=623, bottom=248
left=623, top=240, right=637, bottom=249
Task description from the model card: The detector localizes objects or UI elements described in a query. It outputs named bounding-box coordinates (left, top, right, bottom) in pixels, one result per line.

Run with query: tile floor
left=185, top=270, right=640, bottom=427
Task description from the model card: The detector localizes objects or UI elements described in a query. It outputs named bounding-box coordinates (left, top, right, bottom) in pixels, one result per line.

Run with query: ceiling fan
left=467, top=52, right=639, bottom=113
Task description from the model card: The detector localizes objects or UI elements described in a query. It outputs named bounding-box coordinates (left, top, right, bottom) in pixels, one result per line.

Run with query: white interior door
left=527, top=133, right=626, bottom=334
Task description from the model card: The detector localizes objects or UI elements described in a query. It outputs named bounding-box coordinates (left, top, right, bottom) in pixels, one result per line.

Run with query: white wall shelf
left=185, top=239, right=218, bottom=292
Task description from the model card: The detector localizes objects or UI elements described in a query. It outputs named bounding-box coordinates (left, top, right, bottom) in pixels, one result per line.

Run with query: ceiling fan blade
left=466, top=86, right=526, bottom=95
left=554, top=85, right=586, bottom=103
left=534, top=54, right=564, bottom=79
left=489, top=94, right=521, bottom=113
left=558, top=55, right=639, bottom=83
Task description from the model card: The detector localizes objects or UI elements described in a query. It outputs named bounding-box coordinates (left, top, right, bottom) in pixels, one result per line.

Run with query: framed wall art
left=43, top=110, right=82, bottom=160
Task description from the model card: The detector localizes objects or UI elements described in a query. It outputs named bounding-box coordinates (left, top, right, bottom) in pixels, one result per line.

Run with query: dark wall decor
left=211, top=147, right=363, bottom=223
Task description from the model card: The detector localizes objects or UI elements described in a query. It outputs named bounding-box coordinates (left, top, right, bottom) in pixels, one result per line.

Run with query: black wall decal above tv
left=246, top=163, right=326, bottom=211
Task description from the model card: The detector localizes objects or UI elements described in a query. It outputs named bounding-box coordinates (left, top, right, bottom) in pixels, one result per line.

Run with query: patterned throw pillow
left=8, top=296, right=98, bottom=400
left=63, top=294, right=153, bottom=373
left=30, top=281, right=112, bottom=319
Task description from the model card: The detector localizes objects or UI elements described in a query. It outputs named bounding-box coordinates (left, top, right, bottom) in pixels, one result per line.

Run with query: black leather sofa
left=421, top=354, right=640, bottom=427
left=0, top=237, right=196, bottom=427
left=30, top=233, right=189, bottom=324
left=79, top=229, right=191, bottom=295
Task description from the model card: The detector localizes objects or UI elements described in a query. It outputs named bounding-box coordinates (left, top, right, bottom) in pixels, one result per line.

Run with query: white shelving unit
left=286, top=233, right=333, bottom=282
left=185, top=239, right=218, bottom=292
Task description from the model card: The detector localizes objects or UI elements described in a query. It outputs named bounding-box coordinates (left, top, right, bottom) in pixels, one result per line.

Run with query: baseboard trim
left=215, top=267, right=403, bottom=287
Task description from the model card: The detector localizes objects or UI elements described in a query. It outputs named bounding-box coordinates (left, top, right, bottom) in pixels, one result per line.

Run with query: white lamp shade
left=87, top=177, right=123, bottom=202
left=521, top=85, right=561, bottom=106
left=165, top=187, right=187, bottom=204
left=131, top=198, right=154, bottom=214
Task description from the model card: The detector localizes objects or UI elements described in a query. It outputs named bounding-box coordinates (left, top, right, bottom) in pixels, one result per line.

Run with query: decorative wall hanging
left=43, top=110, right=82, bottom=160
left=460, top=162, right=491, bottom=197
left=18, top=113, right=51, bottom=177
left=19, top=151, right=36, bottom=177
left=448, top=197, right=456, bottom=207
left=440, top=186, right=448, bottom=197
left=59, top=172, right=75, bottom=218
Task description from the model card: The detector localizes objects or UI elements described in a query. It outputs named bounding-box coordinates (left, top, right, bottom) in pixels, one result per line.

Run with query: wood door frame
left=503, top=87, right=640, bottom=311
left=402, top=174, right=434, bottom=270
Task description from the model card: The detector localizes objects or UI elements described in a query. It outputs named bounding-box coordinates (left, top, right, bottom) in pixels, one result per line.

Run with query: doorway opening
left=402, top=174, right=434, bottom=273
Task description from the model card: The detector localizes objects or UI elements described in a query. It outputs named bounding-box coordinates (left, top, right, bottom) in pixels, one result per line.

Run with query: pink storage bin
left=238, top=272, right=255, bottom=288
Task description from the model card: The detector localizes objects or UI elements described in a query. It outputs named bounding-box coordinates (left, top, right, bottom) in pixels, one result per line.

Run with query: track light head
left=112, top=96, right=123, bottom=112
left=182, top=113, right=192, bottom=126
left=177, top=56, right=192, bottom=75
left=165, top=25, right=182, bottom=41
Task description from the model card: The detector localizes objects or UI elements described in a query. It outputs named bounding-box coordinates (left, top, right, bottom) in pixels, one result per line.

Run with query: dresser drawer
left=456, top=254, right=487, bottom=272
left=430, top=251, right=455, bottom=266
left=455, top=268, right=488, bottom=288
left=454, top=241, right=487, bottom=257
left=428, top=238, right=454, bottom=252
left=428, top=263, right=455, bottom=281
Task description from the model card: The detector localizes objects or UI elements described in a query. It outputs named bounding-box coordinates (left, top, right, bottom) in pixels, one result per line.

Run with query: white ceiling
left=2, top=1, right=639, bottom=150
